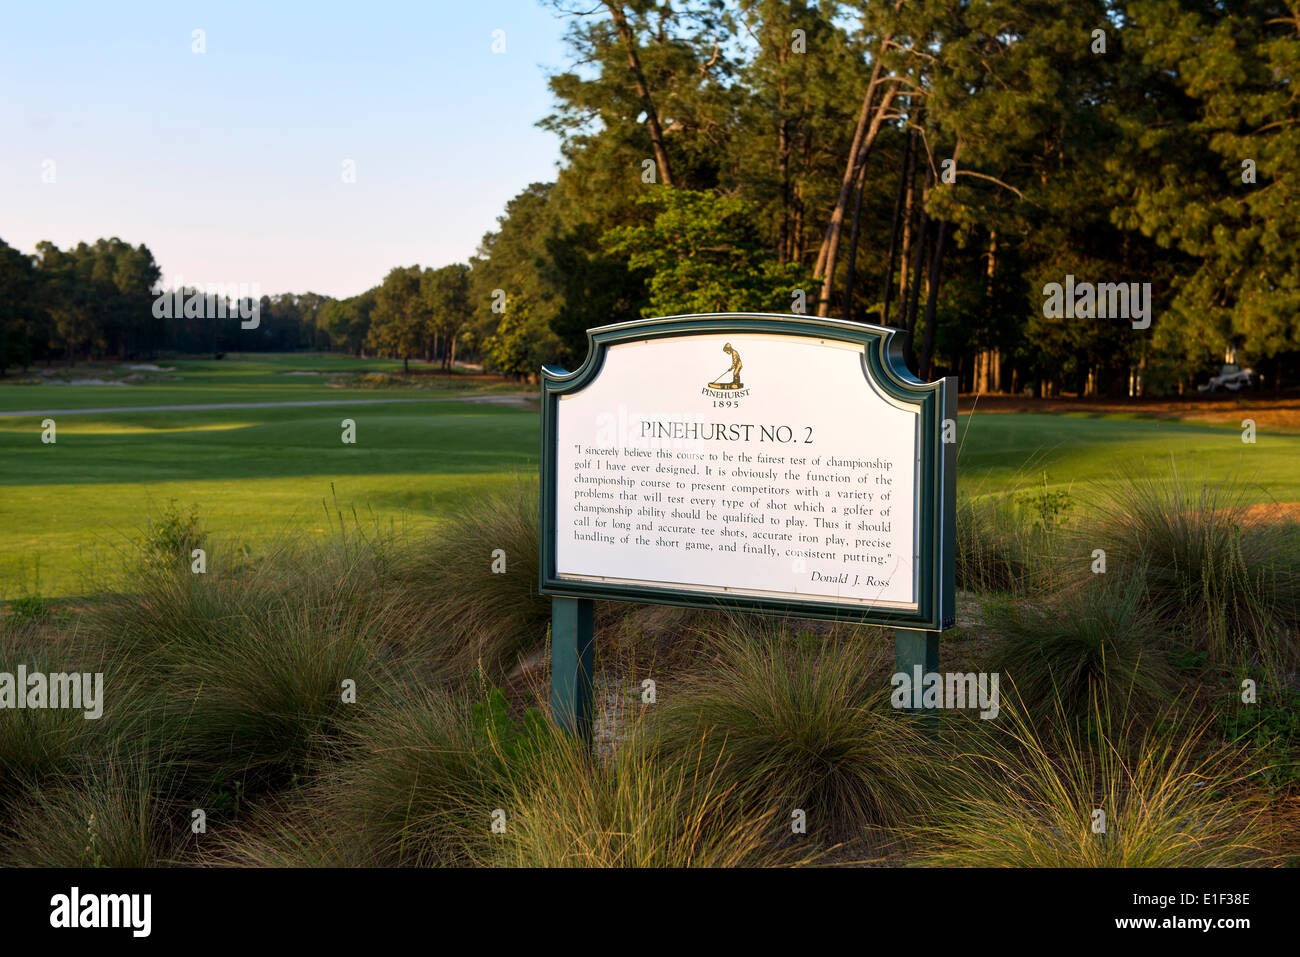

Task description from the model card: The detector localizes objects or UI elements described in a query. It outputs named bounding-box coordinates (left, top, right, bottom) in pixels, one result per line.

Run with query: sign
left=539, top=313, right=955, bottom=735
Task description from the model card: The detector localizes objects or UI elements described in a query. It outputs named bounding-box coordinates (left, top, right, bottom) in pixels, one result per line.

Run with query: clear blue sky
left=0, top=1, right=571, bottom=298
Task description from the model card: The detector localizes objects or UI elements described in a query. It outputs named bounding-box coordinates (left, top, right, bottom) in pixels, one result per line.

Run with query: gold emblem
left=707, top=342, right=744, bottom=390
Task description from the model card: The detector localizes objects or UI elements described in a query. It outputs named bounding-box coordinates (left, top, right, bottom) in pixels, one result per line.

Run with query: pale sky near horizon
left=1, top=1, right=571, bottom=299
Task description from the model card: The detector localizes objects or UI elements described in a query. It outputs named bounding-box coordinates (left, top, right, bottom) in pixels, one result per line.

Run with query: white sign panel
left=552, top=331, right=920, bottom=609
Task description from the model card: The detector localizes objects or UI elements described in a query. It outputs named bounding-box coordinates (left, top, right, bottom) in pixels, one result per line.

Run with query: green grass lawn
left=956, top=410, right=1299, bottom=501
left=0, top=352, right=516, bottom=413
left=2, top=354, right=1296, bottom=598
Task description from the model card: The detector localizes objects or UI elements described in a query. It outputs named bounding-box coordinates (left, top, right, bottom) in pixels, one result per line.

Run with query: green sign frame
left=538, top=313, right=956, bottom=736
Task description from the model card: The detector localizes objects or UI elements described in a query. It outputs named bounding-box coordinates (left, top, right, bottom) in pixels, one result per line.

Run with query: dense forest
left=2, top=0, right=1295, bottom=397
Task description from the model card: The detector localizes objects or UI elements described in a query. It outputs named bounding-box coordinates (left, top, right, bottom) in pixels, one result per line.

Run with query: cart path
left=0, top=393, right=537, bottom=417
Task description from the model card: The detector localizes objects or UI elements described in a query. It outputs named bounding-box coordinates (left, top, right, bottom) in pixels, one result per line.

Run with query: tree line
left=4, top=1, right=1295, bottom=396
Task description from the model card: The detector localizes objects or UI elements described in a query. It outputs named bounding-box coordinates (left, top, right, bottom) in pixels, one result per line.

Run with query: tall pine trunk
left=903, top=169, right=933, bottom=371
left=881, top=129, right=914, bottom=326
left=976, top=229, right=998, bottom=393
left=897, top=127, right=919, bottom=329
left=842, top=159, right=869, bottom=322
left=919, top=219, right=948, bottom=380
left=607, top=2, right=674, bottom=187
left=813, top=45, right=894, bottom=316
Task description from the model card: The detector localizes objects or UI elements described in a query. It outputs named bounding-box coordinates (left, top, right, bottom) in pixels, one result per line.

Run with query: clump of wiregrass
left=984, top=571, right=1177, bottom=727
left=0, top=620, right=142, bottom=825
left=1088, top=468, right=1300, bottom=676
left=211, top=678, right=817, bottom=869
left=392, top=478, right=549, bottom=678
left=482, top=706, right=813, bottom=867
left=197, top=795, right=375, bottom=867
left=89, top=512, right=413, bottom=665
left=0, top=673, right=99, bottom=815
left=912, top=690, right=1282, bottom=867
left=150, top=598, right=392, bottom=798
left=82, top=529, right=442, bottom=804
left=646, top=618, right=934, bottom=851
left=0, top=750, right=185, bottom=868
left=956, top=488, right=1034, bottom=595
left=262, top=687, right=514, bottom=867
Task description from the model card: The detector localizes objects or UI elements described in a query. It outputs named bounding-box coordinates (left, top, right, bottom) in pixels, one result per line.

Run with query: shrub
left=1216, top=686, right=1300, bottom=792
left=139, top=500, right=205, bottom=570
left=7, top=594, right=53, bottom=624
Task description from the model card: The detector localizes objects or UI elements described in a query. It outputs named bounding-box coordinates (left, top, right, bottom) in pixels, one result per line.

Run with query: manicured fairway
left=2, top=355, right=1296, bottom=598
left=955, top=410, right=1300, bottom=502
left=0, top=355, right=537, bottom=597
left=0, top=353, right=517, bottom=414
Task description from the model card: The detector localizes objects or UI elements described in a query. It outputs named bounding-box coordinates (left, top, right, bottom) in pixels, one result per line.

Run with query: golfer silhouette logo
left=707, top=342, right=744, bottom=391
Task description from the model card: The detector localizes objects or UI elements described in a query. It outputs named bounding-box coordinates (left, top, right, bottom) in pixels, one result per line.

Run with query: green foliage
left=471, top=687, right=552, bottom=766
left=468, top=182, right=564, bottom=369
left=366, top=266, right=427, bottom=369
left=319, top=290, right=375, bottom=356
left=545, top=222, right=646, bottom=363
left=140, top=500, right=205, bottom=569
left=604, top=190, right=818, bottom=316
left=956, top=493, right=1031, bottom=593
left=481, top=295, right=562, bottom=379
left=30, top=237, right=161, bottom=363
left=423, top=263, right=471, bottom=370
left=1113, top=1, right=1300, bottom=365
left=1216, top=687, right=1300, bottom=791
left=8, top=593, right=53, bottom=623
left=1015, top=473, right=1074, bottom=534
